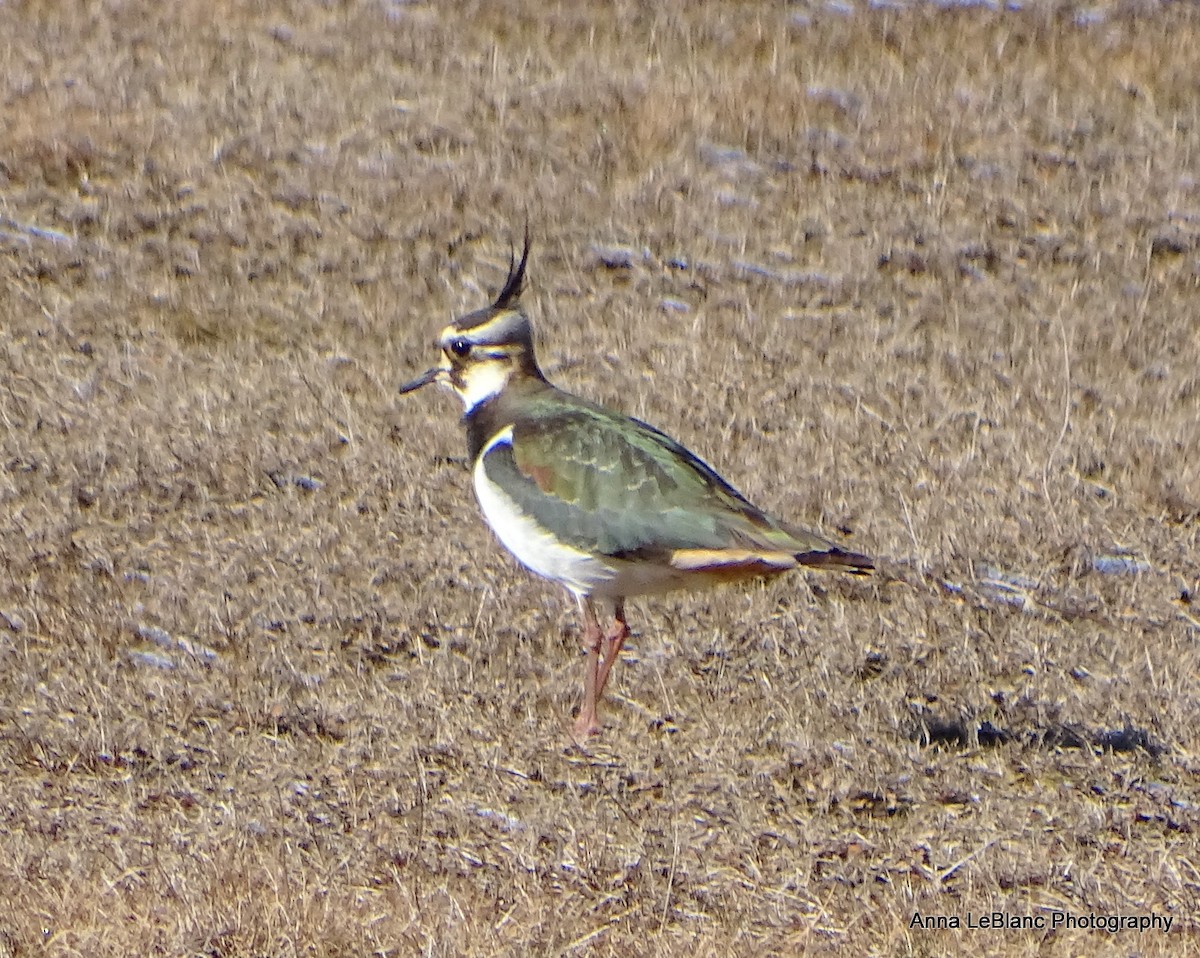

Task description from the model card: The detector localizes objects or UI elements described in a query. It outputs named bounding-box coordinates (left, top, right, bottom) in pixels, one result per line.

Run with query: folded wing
left=478, top=402, right=871, bottom=575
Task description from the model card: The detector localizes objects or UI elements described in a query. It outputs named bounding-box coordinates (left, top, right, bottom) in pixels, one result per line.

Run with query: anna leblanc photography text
left=910, top=911, right=1175, bottom=933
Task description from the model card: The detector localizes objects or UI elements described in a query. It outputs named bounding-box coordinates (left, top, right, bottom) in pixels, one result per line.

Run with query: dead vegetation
left=1, top=0, right=1198, bottom=955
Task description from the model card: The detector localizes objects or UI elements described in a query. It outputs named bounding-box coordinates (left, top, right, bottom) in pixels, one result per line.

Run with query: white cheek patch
left=451, top=360, right=511, bottom=412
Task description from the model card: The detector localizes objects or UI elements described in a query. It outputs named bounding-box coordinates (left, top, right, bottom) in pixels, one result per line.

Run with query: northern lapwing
left=399, top=237, right=872, bottom=738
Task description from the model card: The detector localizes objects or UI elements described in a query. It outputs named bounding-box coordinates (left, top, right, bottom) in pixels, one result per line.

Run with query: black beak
left=398, top=368, right=440, bottom=394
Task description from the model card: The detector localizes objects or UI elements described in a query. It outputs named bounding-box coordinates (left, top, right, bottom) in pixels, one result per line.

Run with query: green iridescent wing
left=479, top=402, right=839, bottom=561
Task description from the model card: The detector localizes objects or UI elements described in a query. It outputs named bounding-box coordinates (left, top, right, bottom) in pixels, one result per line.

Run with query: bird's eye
left=449, top=338, right=471, bottom=358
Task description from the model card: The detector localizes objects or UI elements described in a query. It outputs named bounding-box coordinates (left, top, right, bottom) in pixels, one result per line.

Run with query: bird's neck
left=464, top=374, right=554, bottom=461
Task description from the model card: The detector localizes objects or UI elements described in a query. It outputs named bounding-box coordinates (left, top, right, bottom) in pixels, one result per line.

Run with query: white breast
left=472, top=427, right=616, bottom=597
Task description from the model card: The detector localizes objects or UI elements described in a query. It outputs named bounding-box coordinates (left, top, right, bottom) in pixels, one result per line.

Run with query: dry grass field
left=2, top=0, right=1199, bottom=954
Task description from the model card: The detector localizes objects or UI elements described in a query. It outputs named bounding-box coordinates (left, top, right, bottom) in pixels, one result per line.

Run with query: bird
left=398, top=236, right=873, bottom=738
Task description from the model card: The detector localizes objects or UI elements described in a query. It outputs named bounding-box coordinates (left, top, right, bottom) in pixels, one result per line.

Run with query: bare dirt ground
left=2, top=1, right=1198, bottom=955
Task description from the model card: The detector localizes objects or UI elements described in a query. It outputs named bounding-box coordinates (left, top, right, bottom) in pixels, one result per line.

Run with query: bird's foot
left=572, top=712, right=602, bottom=740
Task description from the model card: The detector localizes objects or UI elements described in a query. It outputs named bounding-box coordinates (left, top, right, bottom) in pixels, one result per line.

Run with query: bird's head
left=398, top=234, right=544, bottom=412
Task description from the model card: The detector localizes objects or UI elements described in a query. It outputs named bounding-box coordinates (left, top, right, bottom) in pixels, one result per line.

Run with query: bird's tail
left=733, top=514, right=874, bottom=576
left=794, top=546, right=874, bottom=575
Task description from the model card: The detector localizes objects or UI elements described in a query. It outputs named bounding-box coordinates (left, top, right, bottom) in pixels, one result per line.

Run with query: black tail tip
left=796, top=547, right=874, bottom=575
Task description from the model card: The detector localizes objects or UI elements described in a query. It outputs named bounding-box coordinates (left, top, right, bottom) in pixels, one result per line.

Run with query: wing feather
left=478, top=401, right=858, bottom=567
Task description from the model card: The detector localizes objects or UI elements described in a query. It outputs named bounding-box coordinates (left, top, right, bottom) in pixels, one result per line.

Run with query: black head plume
left=492, top=227, right=531, bottom=310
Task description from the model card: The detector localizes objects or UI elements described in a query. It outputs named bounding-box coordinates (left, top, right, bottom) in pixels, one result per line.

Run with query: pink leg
left=595, top=600, right=629, bottom=700
left=573, top=598, right=604, bottom=739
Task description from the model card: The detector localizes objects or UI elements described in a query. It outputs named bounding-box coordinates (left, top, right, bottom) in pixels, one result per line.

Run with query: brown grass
left=2, top=0, right=1199, bottom=954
